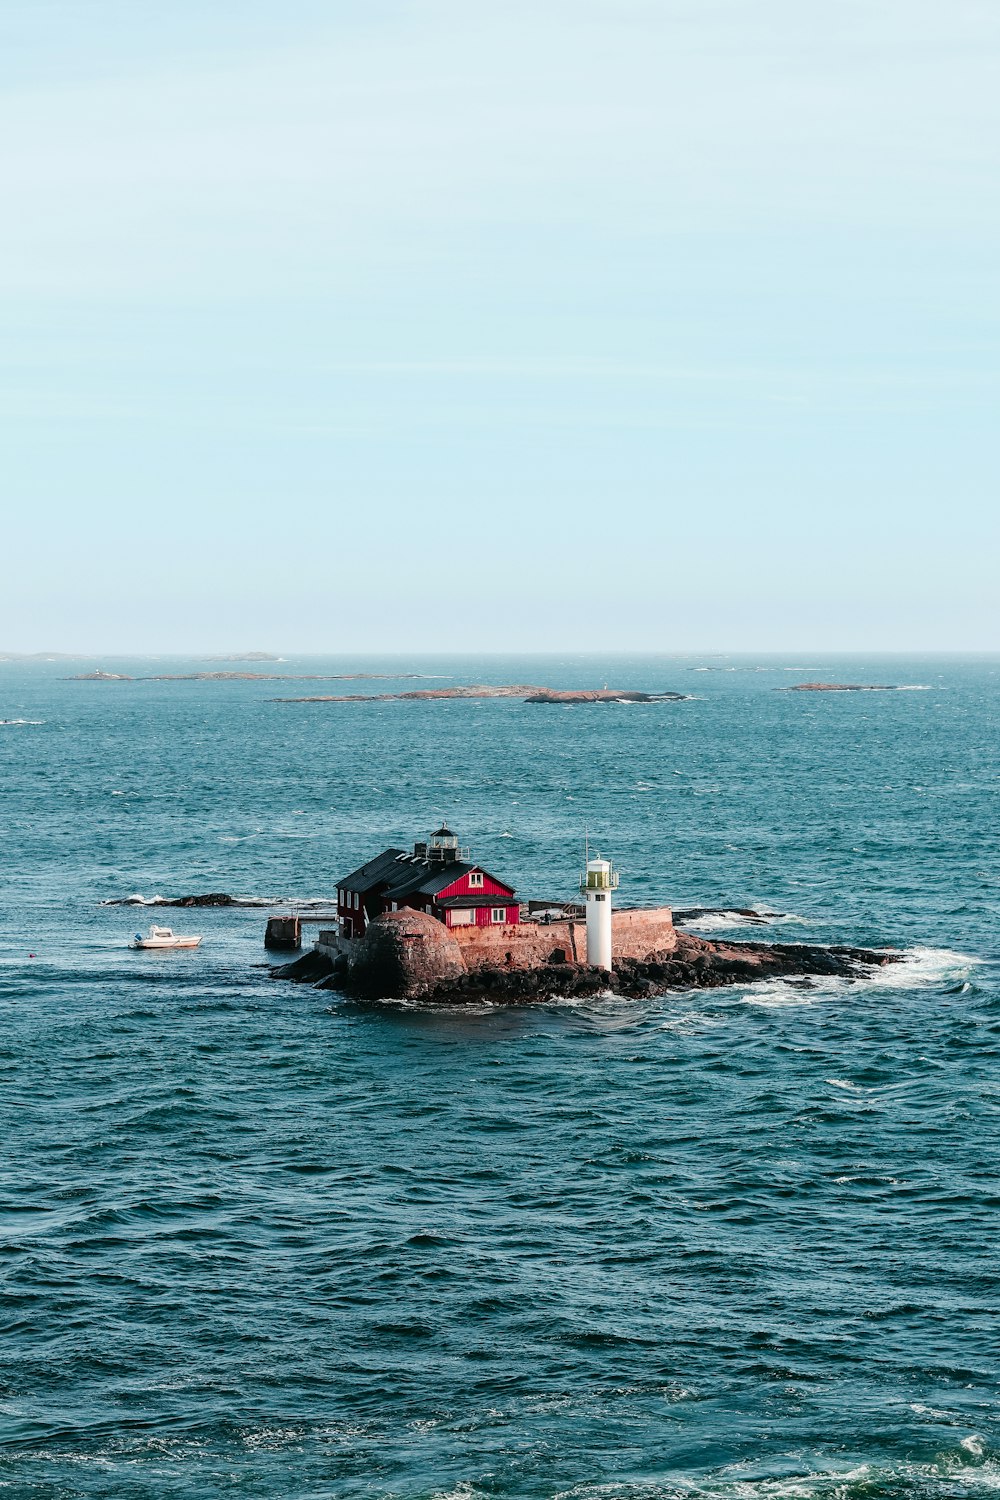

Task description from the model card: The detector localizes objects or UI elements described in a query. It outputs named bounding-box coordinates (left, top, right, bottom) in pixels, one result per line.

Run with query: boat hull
left=131, top=936, right=202, bottom=949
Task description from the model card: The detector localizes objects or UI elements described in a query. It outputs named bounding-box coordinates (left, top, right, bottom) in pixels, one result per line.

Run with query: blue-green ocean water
left=1, top=653, right=998, bottom=1500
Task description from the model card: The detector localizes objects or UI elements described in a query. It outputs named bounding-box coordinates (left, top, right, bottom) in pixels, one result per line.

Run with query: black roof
left=339, top=848, right=406, bottom=893
left=383, top=860, right=478, bottom=902
left=339, top=846, right=516, bottom=902
left=431, top=825, right=455, bottom=838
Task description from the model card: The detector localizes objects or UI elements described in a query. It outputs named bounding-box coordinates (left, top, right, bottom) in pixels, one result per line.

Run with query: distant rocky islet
left=63, top=671, right=919, bottom=698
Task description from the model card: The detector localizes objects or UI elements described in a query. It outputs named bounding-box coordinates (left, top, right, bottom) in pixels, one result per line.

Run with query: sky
left=1, top=0, right=998, bottom=652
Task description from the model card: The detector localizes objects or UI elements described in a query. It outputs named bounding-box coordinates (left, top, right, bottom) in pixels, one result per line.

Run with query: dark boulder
left=270, top=949, right=335, bottom=983
left=348, top=910, right=466, bottom=998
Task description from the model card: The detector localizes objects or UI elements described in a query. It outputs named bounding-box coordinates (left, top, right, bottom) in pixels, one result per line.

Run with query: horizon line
left=3, top=649, right=1000, bottom=660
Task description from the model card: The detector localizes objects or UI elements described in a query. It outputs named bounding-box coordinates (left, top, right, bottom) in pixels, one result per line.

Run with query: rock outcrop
left=783, top=683, right=899, bottom=692
left=523, top=689, right=689, bottom=704
left=272, top=685, right=691, bottom=704
left=70, top=670, right=134, bottom=681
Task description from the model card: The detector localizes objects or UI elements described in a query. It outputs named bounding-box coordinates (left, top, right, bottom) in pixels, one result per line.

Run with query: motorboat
left=130, top=925, right=202, bottom=950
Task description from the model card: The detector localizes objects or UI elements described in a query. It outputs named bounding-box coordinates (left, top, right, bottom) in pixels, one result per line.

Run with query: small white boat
left=131, top=925, right=202, bottom=950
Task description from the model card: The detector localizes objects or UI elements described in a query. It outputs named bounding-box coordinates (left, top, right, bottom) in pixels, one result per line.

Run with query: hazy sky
left=2, top=0, right=997, bottom=651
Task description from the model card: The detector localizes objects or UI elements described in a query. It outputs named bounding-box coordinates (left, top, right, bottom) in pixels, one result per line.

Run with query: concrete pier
left=264, top=915, right=302, bottom=950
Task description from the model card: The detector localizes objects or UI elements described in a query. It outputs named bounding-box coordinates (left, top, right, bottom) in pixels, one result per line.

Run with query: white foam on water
left=755, top=948, right=983, bottom=1008
left=685, top=912, right=761, bottom=932
left=0, top=717, right=44, bottom=725
left=740, top=945, right=980, bottom=1010
left=834, top=1174, right=900, bottom=1184
left=742, top=979, right=822, bottom=1009
left=656, top=1008, right=730, bottom=1035
left=680, top=907, right=806, bottom=933
left=553, top=1450, right=1000, bottom=1499
left=861, top=945, right=981, bottom=991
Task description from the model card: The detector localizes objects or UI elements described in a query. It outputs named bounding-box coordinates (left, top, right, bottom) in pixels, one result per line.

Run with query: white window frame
left=468, top=871, right=484, bottom=889
left=450, top=909, right=474, bottom=926
left=491, top=907, right=506, bottom=924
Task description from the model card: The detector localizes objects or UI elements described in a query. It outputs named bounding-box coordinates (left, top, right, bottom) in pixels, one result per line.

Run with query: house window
left=353, top=892, right=359, bottom=910
left=491, top=907, right=506, bottom=924
left=450, top=909, right=474, bottom=926
left=468, top=872, right=484, bottom=888
left=595, top=893, right=606, bottom=902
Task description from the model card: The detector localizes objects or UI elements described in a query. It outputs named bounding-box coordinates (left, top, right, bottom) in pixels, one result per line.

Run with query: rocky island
left=273, top=685, right=690, bottom=704
left=271, top=907, right=897, bottom=1004
left=71, top=670, right=134, bottom=681
left=783, top=682, right=901, bottom=692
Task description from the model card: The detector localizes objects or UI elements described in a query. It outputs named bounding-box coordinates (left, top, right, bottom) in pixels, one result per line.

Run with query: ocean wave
left=99, top=892, right=168, bottom=906
left=0, top=717, right=44, bottom=726
left=339, top=985, right=622, bottom=1017
left=862, top=944, right=981, bottom=991
left=99, top=893, right=334, bottom=908
left=552, top=1447, right=1000, bottom=1499
left=675, top=906, right=805, bottom=931
left=741, top=977, right=825, bottom=1008
left=739, top=945, right=979, bottom=1009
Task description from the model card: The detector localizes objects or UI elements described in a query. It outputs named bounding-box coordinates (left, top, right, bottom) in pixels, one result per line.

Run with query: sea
left=1, top=653, right=998, bottom=1500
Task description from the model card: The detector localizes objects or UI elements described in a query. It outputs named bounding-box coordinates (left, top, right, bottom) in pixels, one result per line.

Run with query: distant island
left=0, top=652, right=89, bottom=661
left=65, top=671, right=427, bottom=682
left=272, top=685, right=691, bottom=704
left=783, top=682, right=902, bottom=692
left=200, top=652, right=283, bottom=662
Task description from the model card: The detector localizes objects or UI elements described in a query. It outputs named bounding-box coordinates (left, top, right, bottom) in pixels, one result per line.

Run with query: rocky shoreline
left=101, top=892, right=335, bottom=909
left=272, top=930, right=899, bottom=1003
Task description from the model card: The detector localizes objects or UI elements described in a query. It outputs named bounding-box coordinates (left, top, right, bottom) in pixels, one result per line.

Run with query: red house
left=336, top=826, right=520, bottom=939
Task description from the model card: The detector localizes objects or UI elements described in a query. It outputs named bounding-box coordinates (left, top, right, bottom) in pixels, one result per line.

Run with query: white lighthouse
left=579, top=853, right=619, bottom=970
